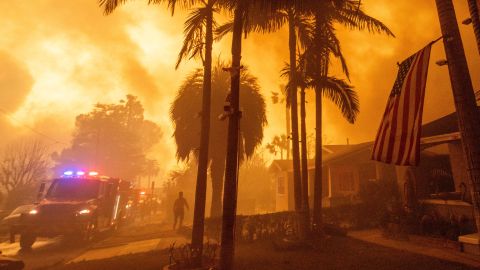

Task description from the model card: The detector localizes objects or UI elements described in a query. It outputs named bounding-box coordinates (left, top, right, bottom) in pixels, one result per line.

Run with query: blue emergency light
left=63, top=170, right=99, bottom=177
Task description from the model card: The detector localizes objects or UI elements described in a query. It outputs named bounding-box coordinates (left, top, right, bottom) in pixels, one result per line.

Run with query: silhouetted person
left=173, top=192, right=189, bottom=231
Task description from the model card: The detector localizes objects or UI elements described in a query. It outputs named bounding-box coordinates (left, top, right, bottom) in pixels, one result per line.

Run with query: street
left=0, top=216, right=188, bottom=270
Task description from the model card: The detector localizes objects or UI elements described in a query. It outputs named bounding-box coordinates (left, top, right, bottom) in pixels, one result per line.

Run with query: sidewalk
left=349, top=229, right=480, bottom=268
left=69, top=236, right=187, bottom=263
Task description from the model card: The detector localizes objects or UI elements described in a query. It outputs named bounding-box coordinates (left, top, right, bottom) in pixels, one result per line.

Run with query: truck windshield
left=46, top=178, right=100, bottom=200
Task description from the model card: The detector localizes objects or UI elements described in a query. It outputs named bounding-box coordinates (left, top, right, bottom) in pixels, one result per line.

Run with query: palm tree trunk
left=467, top=0, right=480, bottom=54
left=210, top=158, right=225, bottom=218
left=300, top=86, right=311, bottom=232
left=312, top=11, right=326, bottom=234
left=435, top=0, right=480, bottom=234
left=288, top=8, right=305, bottom=240
left=286, top=105, right=291, bottom=159
left=219, top=4, right=244, bottom=270
left=313, top=86, right=323, bottom=232
left=191, top=3, right=213, bottom=267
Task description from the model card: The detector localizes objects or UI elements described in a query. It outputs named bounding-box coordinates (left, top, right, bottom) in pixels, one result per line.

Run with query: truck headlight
left=28, top=209, right=38, bottom=215
left=77, top=209, right=91, bottom=215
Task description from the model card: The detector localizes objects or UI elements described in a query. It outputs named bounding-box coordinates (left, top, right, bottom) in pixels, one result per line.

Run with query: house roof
left=269, top=159, right=315, bottom=173
left=421, top=112, right=459, bottom=138
left=323, top=144, right=354, bottom=154
left=269, top=145, right=357, bottom=172
left=421, top=107, right=480, bottom=138
left=322, top=142, right=373, bottom=165
left=269, top=143, right=374, bottom=172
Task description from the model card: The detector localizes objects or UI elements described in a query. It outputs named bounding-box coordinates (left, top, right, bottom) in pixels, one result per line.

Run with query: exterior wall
left=287, top=172, right=294, bottom=210
left=328, top=164, right=357, bottom=198
left=275, top=172, right=289, bottom=212
left=395, top=166, right=420, bottom=202
left=448, top=141, right=470, bottom=198
left=324, top=159, right=380, bottom=207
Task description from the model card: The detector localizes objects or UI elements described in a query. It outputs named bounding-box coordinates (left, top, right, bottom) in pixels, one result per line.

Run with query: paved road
left=0, top=217, right=189, bottom=270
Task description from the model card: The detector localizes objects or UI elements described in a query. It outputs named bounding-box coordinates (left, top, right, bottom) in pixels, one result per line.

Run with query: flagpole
left=435, top=0, right=480, bottom=234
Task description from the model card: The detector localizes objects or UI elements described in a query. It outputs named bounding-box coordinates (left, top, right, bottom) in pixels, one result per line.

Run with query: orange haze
left=0, top=0, right=478, bottom=180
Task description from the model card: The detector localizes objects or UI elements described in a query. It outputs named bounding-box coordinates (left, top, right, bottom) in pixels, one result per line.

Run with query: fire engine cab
left=17, top=170, right=132, bottom=249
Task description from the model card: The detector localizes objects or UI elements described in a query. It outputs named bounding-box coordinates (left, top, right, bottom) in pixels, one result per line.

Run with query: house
left=270, top=144, right=397, bottom=212
left=394, top=110, right=478, bottom=252
left=321, top=143, right=397, bottom=207
left=270, top=110, right=477, bottom=215
left=270, top=109, right=479, bottom=252
left=269, top=159, right=313, bottom=212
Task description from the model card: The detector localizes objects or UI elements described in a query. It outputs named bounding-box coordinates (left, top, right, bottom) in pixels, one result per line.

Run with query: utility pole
left=435, top=0, right=480, bottom=233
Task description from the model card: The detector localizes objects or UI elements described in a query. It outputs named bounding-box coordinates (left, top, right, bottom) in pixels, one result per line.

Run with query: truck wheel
left=82, top=219, right=97, bottom=242
left=20, top=233, right=36, bottom=250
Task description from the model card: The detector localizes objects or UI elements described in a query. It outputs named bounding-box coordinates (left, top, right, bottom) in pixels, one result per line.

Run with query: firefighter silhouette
left=173, top=191, right=189, bottom=230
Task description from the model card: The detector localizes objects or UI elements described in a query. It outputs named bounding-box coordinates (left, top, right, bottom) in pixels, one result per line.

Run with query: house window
left=339, top=171, right=355, bottom=191
left=277, top=176, right=285, bottom=195
left=359, top=164, right=376, bottom=183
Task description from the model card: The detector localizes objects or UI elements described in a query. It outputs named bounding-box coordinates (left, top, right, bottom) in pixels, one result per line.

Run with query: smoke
left=0, top=0, right=478, bottom=180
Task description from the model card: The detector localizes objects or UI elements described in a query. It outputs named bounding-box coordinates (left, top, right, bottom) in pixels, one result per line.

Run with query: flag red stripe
left=403, top=51, right=427, bottom=164
left=372, top=100, right=394, bottom=160
left=396, top=50, right=425, bottom=164
left=371, top=43, right=432, bottom=166
left=385, top=52, right=420, bottom=164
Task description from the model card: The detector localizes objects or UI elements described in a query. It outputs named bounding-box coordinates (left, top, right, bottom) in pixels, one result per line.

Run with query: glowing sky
left=0, top=0, right=478, bottom=179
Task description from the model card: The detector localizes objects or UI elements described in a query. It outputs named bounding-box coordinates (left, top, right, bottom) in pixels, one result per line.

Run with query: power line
left=0, top=107, right=69, bottom=146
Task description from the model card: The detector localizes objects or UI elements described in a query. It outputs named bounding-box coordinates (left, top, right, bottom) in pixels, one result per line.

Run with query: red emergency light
left=63, top=170, right=100, bottom=178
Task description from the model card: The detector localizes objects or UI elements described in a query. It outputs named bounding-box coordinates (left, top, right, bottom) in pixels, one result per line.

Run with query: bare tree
left=0, top=139, right=50, bottom=208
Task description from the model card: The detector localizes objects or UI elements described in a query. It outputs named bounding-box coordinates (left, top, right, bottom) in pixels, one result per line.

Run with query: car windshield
left=46, top=178, right=100, bottom=200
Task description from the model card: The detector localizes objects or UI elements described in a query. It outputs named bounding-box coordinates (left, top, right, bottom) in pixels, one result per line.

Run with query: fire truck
left=16, top=170, right=133, bottom=249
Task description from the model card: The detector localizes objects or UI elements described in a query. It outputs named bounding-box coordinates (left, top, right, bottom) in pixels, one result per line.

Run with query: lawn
left=43, top=236, right=475, bottom=270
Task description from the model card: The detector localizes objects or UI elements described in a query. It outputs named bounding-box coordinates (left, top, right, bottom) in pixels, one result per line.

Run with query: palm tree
left=266, top=135, right=289, bottom=159
left=171, top=0, right=218, bottom=263
left=216, top=1, right=315, bottom=240
left=99, top=1, right=220, bottom=263
left=215, top=2, right=293, bottom=268
left=307, top=0, right=393, bottom=232
left=170, top=61, right=267, bottom=215
left=435, top=0, right=480, bottom=235
left=271, top=87, right=291, bottom=159
left=466, top=0, right=480, bottom=54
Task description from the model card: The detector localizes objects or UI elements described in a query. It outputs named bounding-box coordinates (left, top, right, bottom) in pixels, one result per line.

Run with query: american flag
left=371, top=43, right=433, bottom=166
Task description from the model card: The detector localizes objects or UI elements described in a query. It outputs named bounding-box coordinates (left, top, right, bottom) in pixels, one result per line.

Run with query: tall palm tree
left=216, top=1, right=315, bottom=240
left=216, top=2, right=314, bottom=268
left=99, top=1, right=219, bottom=263
left=170, top=61, right=267, bottom=215
left=435, top=0, right=480, bottom=235
left=307, top=0, right=393, bottom=232
left=172, top=0, right=218, bottom=263
left=215, top=2, right=294, bottom=268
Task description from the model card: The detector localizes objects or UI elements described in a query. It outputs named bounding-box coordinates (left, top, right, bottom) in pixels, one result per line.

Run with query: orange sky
left=0, top=0, right=478, bottom=179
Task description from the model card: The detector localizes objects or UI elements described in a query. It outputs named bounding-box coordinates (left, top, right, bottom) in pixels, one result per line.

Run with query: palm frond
left=99, top=0, right=131, bottom=15
left=316, top=77, right=360, bottom=123
left=176, top=6, right=213, bottom=68
left=214, top=21, right=233, bottom=41
left=170, top=69, right=204, bottom=161
left=171, top=63, right=266, bottom=162
left=335, top=2, right=395, bottom=37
